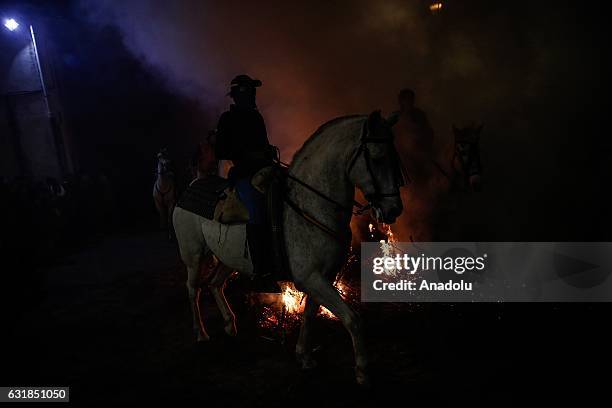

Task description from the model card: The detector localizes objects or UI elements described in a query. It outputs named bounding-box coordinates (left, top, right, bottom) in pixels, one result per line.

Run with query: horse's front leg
left=208, top=264, right=237, bottom=336
left=296, top=295, right=320, bottom=369
left=299, top=273, right=369, bottom=386
left=154, top=194, right=167, bottom=229
left=167, top=200, right=176, bottom=240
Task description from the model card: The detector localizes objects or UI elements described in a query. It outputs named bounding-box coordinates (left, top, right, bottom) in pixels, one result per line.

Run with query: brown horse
left=392, top=120, right=484, bottom=241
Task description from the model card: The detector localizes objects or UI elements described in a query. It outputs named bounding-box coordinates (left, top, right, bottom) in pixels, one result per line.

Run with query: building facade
left=1, top=20, right=71, bottom=181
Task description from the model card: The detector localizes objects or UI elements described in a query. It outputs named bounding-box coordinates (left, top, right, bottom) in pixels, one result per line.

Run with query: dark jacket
left=215, top=104, right=271, bottom=179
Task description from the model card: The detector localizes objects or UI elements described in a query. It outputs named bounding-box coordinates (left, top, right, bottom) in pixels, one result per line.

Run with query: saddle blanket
left=177, top=176, right=229, bottom=220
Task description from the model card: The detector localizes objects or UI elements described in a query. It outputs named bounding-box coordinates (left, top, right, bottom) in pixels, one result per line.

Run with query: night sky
left=1, top=0, right=609, bottom=239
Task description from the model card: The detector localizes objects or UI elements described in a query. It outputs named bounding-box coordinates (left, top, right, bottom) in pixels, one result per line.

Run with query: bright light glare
left=4, top=18, right=19, bottom=31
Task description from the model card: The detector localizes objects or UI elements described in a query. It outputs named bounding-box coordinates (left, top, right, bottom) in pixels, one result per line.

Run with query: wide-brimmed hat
left=227, top=74, right=262, bottom=95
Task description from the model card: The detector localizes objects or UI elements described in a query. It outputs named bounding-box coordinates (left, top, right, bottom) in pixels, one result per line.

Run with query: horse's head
left=348, top=111, right=405, bottom=224
left=157, top=148, right=172, bottom=175
left=452, top=124, right=483, bottom=192
left=157, top=147, right=168, bottom=159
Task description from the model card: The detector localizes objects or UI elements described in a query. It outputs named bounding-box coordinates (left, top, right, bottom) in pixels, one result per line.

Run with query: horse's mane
left=292, top=114, right=364, bottom=163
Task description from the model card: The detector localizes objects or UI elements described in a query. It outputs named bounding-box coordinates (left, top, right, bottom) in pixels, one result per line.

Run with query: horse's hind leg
left=296, top=295, right=320, bottom=369
left=300, top=274, right=369, bottom=386
left=191, top=284, right=209, bottom=342
left=187, top=260, right=209, bottom=342
left=208, top=263, right=237, bottom=336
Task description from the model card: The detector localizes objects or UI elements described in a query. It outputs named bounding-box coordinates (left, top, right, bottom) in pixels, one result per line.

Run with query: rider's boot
left=247, top=224, right=281, bottom=293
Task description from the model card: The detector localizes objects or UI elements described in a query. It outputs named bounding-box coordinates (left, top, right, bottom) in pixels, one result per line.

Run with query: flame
left=252, top=223, right=406, bottom=332
left=253, top=231, right=372, bottom=331
left=383, top=223, right=396, bottom=243
left=281, top=282, right=305, bottom=314
left=377, top=223, right=400, bottom=275
left=318, top=279, right=352, bottom=319
left=256, top=277, right=357, bottom=329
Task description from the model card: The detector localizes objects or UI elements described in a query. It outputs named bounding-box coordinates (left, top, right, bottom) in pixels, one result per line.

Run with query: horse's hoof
left=224, top=321, right=237, bottom=337
left=355, top=367, right=371, bottom=388
left=296, top=352, right=318, bottom=370
left=196, top=332, right=210, bottom=342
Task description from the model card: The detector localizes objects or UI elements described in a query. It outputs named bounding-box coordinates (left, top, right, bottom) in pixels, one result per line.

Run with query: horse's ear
left=368, top=110, right=383, bottom=133
left=368, top=110, right=382, bottom=123
left=387, top=111, right=400, bottom=127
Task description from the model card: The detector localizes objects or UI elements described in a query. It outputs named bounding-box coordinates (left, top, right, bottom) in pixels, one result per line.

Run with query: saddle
left=176, top=176, right=232, bottom=220
left=176, top=166, right=289, bottom=278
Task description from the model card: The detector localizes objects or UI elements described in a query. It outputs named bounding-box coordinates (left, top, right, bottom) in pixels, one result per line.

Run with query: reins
left=277, top=162, right=369, bottom=242
left=276, top=117, right=403, bottom=241
left=280, top=167, right=370, bottom=216
left=283, top=196, right=347, bottom=242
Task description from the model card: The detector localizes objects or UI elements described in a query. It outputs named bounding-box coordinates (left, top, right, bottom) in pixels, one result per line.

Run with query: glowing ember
left=255, top=256, right=359, bottom=330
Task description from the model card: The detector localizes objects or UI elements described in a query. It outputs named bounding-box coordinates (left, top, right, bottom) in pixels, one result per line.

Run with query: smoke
left=78, top=0, right=604, bottom=240
left=80, top=1, right=505, bottom=150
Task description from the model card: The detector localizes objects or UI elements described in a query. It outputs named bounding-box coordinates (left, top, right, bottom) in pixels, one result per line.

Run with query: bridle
left=281, top=117, right=406, bottom=241
left=346, top=119, right=406, bottom=204
left=155, top=157, right=175, bottom=196
left=455, top=140, right=481, bottom=179
left=431, top=133, right=482, bottom=185
left=157, top=157, right=173, bottom=177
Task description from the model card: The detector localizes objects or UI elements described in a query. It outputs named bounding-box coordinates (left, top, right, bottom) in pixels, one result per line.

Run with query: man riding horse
left=214, top=74, right=279, bottom=292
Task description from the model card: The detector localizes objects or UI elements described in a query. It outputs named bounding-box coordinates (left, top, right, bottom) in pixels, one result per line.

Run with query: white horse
left=153, top=150, right=176, bottom=238
left=173, top=111, right=404, bottom=385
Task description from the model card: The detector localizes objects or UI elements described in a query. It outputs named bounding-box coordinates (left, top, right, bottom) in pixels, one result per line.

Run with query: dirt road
left=2, top=231, right=606, bottom=406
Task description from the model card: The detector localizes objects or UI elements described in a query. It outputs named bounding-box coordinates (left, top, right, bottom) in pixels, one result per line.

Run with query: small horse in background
left=433, top=123, right=483, bottom=192
left=390, top=120, right=483, bottom=241
left=153, top=148, right=176, bottom=238
left=189, top=137, right=218, bottom=181
left=429, top=123, right=484, bottom=240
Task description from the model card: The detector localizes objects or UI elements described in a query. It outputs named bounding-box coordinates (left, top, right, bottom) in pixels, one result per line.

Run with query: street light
left=3, top=18, right=19, bottom=31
